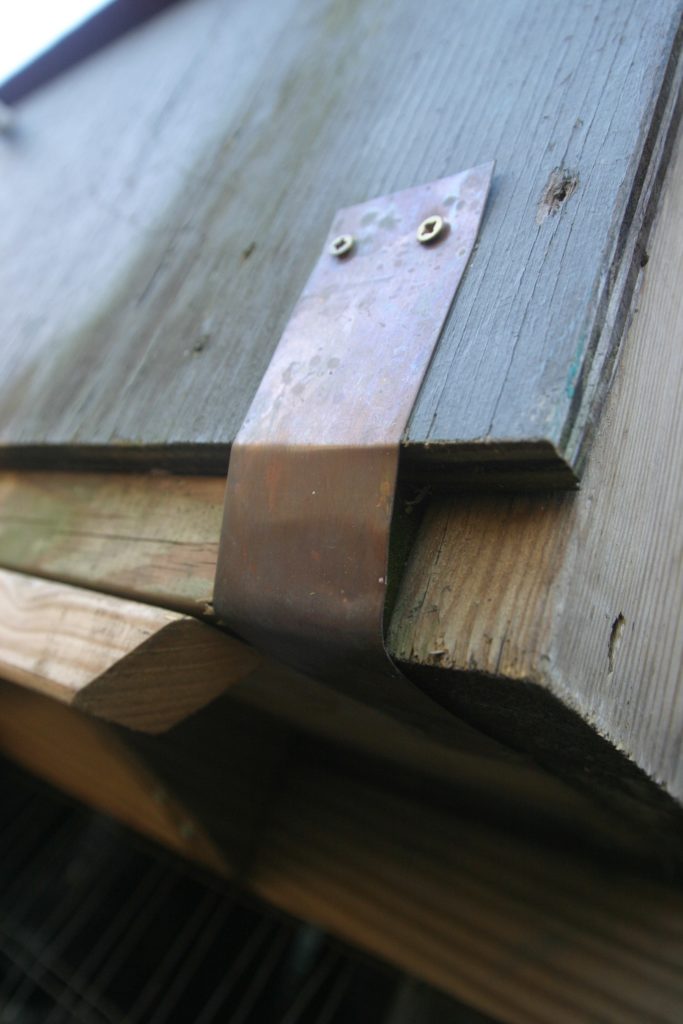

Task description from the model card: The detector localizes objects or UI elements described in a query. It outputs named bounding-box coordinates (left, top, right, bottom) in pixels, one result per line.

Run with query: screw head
left=329, top=234, right=355, bottom=257
left=416, top=215, right=446, bottom=244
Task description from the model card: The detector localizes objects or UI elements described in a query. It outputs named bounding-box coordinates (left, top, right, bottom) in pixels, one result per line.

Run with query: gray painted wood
left=390, top=116, right=683, bottom=815
left=0, top=0, right=680, bottom=481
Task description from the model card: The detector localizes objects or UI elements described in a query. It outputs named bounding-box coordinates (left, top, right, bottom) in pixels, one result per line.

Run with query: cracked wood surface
left=0, top=0, right=680, bottom=482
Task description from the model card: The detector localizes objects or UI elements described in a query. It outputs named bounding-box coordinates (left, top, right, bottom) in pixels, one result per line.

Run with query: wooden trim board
left=391, top=116, right=683, bottom=807
left=0, top=470, right=223, bottom=615
left=4, top=555, right=648, bottom=858
left=2, top=684, right=682, bottom=1024
left=0, top=683, right=228, bottom=874
left=0, top=568, right=259, bottom=732
left=250, top=762, right=683, bottom=1024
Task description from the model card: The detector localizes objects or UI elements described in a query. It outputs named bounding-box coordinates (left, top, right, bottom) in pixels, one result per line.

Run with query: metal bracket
left=214, top=164, right=493, bottom=717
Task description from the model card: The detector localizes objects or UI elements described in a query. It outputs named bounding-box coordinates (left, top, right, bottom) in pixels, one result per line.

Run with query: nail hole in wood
left=536, top=168, right=579, bottom=225
left=608, top=612, right=625, bottom=674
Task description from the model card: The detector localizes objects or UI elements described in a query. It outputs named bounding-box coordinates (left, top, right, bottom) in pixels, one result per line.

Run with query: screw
left=417, top=215, right=446, bottom=244
left=329, top=234, right=354, bottom=257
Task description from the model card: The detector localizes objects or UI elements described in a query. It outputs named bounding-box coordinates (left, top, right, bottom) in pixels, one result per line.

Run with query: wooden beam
left=250, top=762, right=683, bottom=1024
left=0, top=471, right=223, bottom=615
left=0, top=682, right=228, bottom=874
left=0, top=568, right=259, bottom=732
left=152, top=667, right=666, bottom=861
left=2, top=683, right=681, bottom=1024
left=390, top=118, right=683, bottom=807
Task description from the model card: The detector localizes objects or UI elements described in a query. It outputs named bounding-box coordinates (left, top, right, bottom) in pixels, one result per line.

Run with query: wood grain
left=131, top=677, right=683, bottom=874
left=2, top=677, right=683, bottom=1023
left=250, top=764, right=683, bottom=1024
left=0, top=0, right=679, bottom=481
left=391, top=119, right=683, bottom=804
left=3, top=682, right=680, bottom=1024
left=0, top=682, right=228, bottom=874
left=2, top=112, right=683, bottom=811
left=0, top=486, right=668, bottom=853
left=0, top=568, right=259, bottom=731
left=0, top=471, right=223, bottom=614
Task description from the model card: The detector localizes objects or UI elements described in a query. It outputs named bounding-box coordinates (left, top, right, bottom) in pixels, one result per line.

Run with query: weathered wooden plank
left=3, top=466, right=679, bottom=845
left=0, top=475, right=674, bottom=849
left=0, top=568, right=259, bottom=730
left=1, top=464, right=683, bottom=847
left=0, top=0, right=680, bottom=481
left=0, top=471, right=223, bottom=613
left=390, top=119, right=683, bottom=806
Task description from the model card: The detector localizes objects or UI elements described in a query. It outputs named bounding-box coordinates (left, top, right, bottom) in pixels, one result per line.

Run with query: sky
left=0, top=1, right=110, bottom=85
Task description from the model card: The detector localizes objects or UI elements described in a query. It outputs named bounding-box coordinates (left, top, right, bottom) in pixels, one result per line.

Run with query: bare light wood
left=0, top=682, right=227, bottom=874
left=0, top=475, right=669, bottom=843
left=0, top=471, right=223, bottom=614
left=390, top=119, right=683, bottom=805
left=0, top=568, right=259, bottom=732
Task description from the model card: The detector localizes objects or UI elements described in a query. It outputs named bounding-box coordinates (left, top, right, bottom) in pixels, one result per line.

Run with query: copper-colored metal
left=214, top=165, right=493, bottom=713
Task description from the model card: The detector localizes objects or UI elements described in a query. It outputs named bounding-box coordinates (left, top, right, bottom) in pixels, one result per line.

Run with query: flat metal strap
left=214, top=165, right=493, bottom=717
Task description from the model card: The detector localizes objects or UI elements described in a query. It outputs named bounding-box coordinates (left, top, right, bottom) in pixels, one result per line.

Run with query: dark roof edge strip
left=0, top=0, right=181, bottom=104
